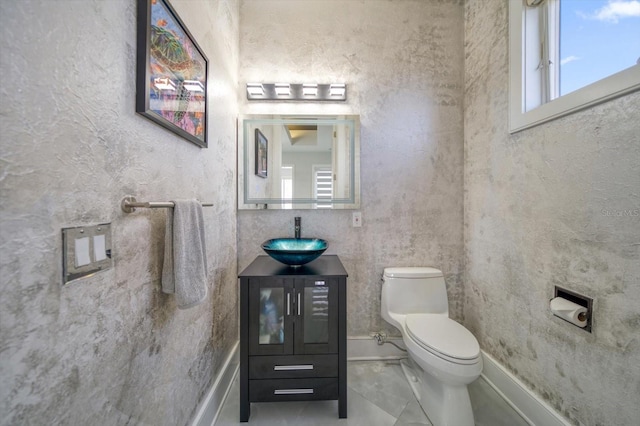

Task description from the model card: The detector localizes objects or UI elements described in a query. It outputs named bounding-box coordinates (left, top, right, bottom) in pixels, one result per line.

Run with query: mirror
left=238, top=115, right=360, bottom=210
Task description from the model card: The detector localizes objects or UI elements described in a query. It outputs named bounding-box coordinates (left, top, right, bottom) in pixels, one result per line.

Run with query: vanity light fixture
left=303, top=83, right=318, bottom=97
left=246, top=83, right=347, bottom=101
left=246, top=83, right=265, bottom=97
left=275, top=83, right=291, bottom=96
left=330, top=83, right=346, bottom=97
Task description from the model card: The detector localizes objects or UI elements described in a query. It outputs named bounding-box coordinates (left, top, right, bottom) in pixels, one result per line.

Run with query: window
left=281, top=165, right=293, bottom=210
left=313, top=166, right=333, bottom=209
left=509, top=0, right=640, bottom=132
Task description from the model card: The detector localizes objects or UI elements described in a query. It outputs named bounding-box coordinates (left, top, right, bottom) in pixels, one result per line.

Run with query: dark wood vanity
left=238, top=255, right=348, bottom=421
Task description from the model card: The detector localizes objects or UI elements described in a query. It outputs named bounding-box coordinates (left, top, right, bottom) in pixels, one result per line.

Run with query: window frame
left=509, top=0, right=640, bottom=133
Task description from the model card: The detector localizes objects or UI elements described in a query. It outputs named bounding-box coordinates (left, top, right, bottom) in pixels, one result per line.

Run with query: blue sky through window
left=560, top=0, right=640, bottom=96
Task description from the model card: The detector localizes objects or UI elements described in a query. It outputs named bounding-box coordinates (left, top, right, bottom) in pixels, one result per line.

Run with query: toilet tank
left=381, top=267, right=449, bottom=317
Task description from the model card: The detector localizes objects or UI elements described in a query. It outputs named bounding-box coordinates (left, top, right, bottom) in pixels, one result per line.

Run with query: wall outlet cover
left=352, top=212, right=362, bottom=227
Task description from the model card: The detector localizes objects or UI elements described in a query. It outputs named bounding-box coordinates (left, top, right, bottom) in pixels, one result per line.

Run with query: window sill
left=509, top=64, right=640, bottom=133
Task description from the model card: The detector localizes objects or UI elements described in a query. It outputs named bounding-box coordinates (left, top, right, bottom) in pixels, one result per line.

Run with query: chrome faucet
left=294, top=217, right=301, bottom=239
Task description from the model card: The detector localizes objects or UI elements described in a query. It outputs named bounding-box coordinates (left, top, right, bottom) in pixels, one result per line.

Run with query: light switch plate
left=62, top=223, right=112, bottom=284
left=74, top=237, right=91, bottom=267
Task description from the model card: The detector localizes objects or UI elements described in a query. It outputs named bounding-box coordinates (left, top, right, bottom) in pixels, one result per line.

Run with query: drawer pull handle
left=273, top=364, right=314, bottom=371
left=287, top=293, right=291, bottom=316
left=274, top=388, right=314, bottom=395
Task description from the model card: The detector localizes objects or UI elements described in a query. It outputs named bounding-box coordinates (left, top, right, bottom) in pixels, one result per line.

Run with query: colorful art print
left=255, top=129, right=268, bottom=178
left=136, top=0, right=208, bottom=148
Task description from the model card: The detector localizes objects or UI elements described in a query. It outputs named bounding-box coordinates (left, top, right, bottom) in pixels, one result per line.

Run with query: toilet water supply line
left=372, top=332, right=407, bottom=352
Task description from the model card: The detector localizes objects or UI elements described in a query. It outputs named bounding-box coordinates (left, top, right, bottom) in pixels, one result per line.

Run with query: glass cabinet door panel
left=295, top=278, right=338, bottom=354
left=249, top=278, right=294, bottom=356
left=303, top=286, right=329, bottom=344
left=259, top=288, right=285, bottom=345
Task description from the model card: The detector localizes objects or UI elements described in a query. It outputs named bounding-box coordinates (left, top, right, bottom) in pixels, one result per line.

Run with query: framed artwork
left=255, top=129, right=268, bottom=178
left=136, top=0, right=208, bottom=148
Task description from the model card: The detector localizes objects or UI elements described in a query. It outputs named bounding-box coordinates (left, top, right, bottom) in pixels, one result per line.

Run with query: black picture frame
left=136, top=0, right=208, bottom=148
left=255, top=129, right=268, bottom=178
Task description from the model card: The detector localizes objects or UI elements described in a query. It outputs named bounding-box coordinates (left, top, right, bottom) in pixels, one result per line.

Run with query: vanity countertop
left=239, top=255, right=348, bottom=278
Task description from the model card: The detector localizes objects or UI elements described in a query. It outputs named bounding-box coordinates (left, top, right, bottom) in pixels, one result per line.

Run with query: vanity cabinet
left=238, top=255, right=348, bottom=422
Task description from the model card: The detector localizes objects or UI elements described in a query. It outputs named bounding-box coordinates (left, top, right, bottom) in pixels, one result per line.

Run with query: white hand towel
left=162, top=200, right=208, bottom=309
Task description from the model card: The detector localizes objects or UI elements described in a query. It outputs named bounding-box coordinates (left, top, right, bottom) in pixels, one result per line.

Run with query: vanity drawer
left=249, top=378, right=338, bottom=402
left=249, top=354, right=338, bottom=379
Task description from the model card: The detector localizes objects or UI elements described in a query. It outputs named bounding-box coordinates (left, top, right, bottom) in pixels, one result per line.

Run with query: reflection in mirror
left=238, top=115, right=360, bottom=210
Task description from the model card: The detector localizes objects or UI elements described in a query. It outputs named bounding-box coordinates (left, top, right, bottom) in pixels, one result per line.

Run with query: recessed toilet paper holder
left=552, top=286, right=593, bottom=332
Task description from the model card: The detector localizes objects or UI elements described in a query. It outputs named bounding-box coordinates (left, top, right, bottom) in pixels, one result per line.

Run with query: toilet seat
left=405, top=314, right=480, bottom=365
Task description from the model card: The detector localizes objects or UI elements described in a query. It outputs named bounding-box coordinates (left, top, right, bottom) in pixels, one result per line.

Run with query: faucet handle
left=294, top=217, right=301, bottom=238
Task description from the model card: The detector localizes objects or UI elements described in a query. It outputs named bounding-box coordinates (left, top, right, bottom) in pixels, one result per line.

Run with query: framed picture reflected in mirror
left=255, top=129, right=268, bottom=178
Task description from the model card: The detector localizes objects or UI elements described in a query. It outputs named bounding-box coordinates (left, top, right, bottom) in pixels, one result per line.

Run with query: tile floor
left=214, top=360, right=529, bottom=426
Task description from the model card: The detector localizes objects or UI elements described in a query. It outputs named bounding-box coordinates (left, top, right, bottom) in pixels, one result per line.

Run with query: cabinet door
left=294, top=278, right=339, bottom=354
left=249, top=278, right=294, bottom=356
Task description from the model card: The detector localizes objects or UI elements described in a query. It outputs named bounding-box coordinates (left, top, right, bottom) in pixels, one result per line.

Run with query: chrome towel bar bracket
left=121, top=196, right=213, bottom=213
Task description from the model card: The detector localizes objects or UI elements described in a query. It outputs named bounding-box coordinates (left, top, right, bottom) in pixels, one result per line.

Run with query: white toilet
left=381, top=267, right=482, bottom=426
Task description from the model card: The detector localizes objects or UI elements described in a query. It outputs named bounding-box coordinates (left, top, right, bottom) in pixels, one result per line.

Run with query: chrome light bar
left=246, top=83, right=347, bottom=101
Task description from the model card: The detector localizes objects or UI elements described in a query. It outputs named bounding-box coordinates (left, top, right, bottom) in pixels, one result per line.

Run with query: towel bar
left=121, top=196, right=213, bottom=213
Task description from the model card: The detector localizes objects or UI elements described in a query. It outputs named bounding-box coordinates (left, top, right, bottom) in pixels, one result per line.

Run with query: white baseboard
left=191, top=341, right=239, bottom=426
left=347, top=335, right=407, bottom=361
left=193, top=340, right=568, bottom=426
left=480, top=351, right=570, bottom=426
left=345, top=338, right=570, bottom=426
left=191, top=336, right=401, bottom=426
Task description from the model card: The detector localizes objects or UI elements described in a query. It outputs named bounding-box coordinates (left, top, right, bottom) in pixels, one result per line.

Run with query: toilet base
left=400, top=358, right=422, bottom=401
left=399, top=358, right=475, bottom=426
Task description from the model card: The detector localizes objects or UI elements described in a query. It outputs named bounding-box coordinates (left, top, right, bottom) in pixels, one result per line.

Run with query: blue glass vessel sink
left=261, top=238, right=328, bottom=266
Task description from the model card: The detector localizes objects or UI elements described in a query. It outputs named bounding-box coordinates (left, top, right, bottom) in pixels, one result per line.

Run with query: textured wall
left=464, top=1, right=640, bottom=425
left=0, top=1, right=239, bottom=425
left=237, top=0, right=465, bottom=336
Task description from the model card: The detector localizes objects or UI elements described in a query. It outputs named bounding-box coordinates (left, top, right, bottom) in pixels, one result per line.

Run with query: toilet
left=381, top=267, right=482, bottom=426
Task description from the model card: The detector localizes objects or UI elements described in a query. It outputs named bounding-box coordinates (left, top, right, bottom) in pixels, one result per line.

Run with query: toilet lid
left=383, top=267, right=443, bottom=278
left=405, top=314, right=480, bottom=361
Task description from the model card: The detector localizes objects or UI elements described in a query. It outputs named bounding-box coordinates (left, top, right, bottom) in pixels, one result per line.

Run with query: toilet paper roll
left=550, top=297, right=588, bottom=327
